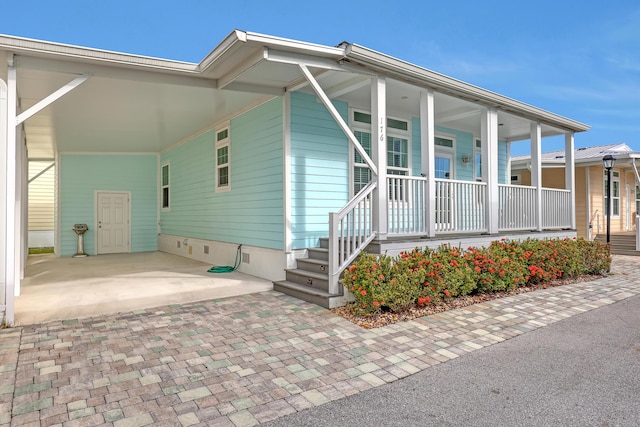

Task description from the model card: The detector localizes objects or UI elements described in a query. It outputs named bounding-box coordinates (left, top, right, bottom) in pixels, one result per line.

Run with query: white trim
left=94, top=190, right=132, bottom=255
left=283, top=93, right=293, bottom=256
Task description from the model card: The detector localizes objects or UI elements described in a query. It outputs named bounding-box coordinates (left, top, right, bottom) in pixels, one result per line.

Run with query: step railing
left=328, top=180, right=378, bottom=295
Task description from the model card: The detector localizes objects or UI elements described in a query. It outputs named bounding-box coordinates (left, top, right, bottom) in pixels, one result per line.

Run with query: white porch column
left=565, top=132, right=576, bottom=230
left=420, top=90, right=436, bottom=237
left=530, top=122, right=543, bottom=232
left=481, top=107, right=499, bottom=234
left=371, top=77, right=387, bottom=240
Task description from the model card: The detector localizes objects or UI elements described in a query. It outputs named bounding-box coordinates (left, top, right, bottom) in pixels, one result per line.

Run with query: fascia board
left=0, top=34, right=198, bottom=73
left=344, top=43, right=590, bottom=133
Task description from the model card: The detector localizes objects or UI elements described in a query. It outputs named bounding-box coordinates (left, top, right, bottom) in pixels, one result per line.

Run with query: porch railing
left=387, top=176, right=487, bottom=235
left=388, top=175, right=427, bottom=235
left=498, top=184, right=536, bottom=231
left=328, top=180, right=377, bottom=294
left=541, top=188, right=571, bottom=229
left=434, top=178, right=487, bottom=233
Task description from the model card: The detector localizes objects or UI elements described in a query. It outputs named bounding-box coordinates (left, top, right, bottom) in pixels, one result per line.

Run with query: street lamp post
left=602, top=154, right=616, bottom=244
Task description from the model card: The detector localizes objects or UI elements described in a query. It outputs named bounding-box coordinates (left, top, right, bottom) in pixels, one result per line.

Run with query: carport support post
left=3, top=54, right=17, bottom=325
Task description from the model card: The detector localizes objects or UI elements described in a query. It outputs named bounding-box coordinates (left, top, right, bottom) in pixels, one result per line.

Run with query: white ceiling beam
left=506, top=130, right=564, bottom=143
left=323, top=75, right=371, bottom=99
left=218, top=48, right=267, bottom=90
left=16, top=74, right=91, bottom=126
left=435, top=107, right=480, bottom=123
left=265, top=48, right=345, bottom=71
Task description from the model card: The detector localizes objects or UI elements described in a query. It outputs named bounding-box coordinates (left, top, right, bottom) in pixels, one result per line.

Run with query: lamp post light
left=602, top=154, right=616, bottom=244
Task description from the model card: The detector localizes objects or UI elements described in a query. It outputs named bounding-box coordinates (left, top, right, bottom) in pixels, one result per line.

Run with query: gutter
left=0, top=34, right=198, bottom=74
left=342, top=43, right=590, bottom=134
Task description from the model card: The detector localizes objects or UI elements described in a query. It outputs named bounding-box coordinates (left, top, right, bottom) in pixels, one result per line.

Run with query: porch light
left=602, top=154, right=616, bottom=244
left=461, top=154, right=471, bottom=167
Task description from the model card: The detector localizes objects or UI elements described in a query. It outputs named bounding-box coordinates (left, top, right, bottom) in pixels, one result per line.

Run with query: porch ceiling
left=1, top=31, right=574, bottom=161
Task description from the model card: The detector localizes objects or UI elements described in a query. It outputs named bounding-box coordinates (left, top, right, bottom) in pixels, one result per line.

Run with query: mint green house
left=0, top=31, right=588, bottom=323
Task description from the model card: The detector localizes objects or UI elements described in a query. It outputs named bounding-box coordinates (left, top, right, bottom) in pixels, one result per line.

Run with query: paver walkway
left=1, top=256, right=639, bottom=426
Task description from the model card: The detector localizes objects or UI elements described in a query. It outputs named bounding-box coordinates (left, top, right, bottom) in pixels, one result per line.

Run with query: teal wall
left=59, top=154, right=158, bottom=256
left=290, top=92, right=349, bottom=249
left=160, top=97, right=284, bottom=249
left=410, top=118, right=508, bottom=182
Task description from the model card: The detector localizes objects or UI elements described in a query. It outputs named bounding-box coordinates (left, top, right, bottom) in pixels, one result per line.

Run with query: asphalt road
left=265, top=295, right=640, bottom=427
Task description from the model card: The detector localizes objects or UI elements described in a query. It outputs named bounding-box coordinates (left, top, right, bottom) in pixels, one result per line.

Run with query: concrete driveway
left=15, top=251, right=273, bottom=325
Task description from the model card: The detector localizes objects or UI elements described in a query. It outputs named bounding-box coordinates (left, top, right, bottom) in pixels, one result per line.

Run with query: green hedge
left=343, top=238, right=610, bottom=316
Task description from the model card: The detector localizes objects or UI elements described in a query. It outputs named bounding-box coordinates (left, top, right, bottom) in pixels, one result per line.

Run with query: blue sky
left=3, top=1, right=639, bottom=155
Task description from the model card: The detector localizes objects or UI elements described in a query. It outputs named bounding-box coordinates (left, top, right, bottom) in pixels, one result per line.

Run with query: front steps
left=595, top=233, right=639, bottom=256
left=273, top=238, right=350, bottom=309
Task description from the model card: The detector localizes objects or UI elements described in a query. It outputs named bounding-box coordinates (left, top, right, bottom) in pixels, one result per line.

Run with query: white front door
left=96, top=192, right=130, bottom=254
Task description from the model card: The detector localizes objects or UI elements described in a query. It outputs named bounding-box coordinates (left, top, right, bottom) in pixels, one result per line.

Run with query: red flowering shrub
left=342, top=237, right=610, bottom=316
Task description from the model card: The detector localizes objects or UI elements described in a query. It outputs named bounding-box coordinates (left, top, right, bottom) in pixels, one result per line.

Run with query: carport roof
left=0, top=29, right=589, bottom=160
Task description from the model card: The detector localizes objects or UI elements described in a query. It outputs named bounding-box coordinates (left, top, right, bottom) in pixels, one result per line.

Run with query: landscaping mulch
left=331, top=274, right=605, bottom=329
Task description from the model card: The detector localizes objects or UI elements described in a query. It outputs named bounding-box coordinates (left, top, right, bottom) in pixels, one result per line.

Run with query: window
left=511, top=174, right=521, bottom=185
left=474, top=139, right=482, bottom=181
left=351, top=111, right=410, bottom=196
left=604, top=170, right=620, bottom=217
left=353, top=131, right=372, bottom=194
left=636, top=185, right=640, bottom=216
left=161, top=163, right=170, bottom=209
left=216, top=127, right=230, bottom=192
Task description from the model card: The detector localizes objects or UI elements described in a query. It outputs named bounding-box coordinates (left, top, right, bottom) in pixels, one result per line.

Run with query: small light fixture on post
left=602, top=154, right=616, bottom=243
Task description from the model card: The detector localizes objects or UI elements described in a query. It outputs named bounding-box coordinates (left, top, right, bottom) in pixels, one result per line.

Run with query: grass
left=28, top=247, right=54, bottom=255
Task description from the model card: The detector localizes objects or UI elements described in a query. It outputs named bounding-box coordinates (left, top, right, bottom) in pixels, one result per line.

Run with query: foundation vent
left=242, top=253, right=250, bottom=264
left=204, top=245, right=209, bottom=254
left=177, top=241, right=181, bottom=248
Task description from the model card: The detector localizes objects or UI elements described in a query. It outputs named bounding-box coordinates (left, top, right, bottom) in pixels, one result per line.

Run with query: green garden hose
left=207, top=244, right=242, bottom=273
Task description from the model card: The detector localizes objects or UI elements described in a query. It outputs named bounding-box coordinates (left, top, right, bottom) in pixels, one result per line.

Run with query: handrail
left=328, top=181, right=377, bottom=295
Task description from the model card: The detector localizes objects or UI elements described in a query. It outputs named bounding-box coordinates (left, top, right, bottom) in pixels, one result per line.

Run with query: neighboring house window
left=216, top=127, right=230, bottom=192
left=474, top=139, right=482, bottom=181
left=604, top=170, right=620, bottom=217
left=636, top=185, right=640, bottom=216
left=511, top=174, right=521, bottom=185
left=351, top=111, right=410, bottom=196
left=161, top=163, right=170, bottom=209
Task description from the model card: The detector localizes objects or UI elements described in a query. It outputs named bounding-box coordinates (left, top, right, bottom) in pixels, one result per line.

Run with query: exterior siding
left=160, top=97, right=284, bottom=250
left=28, top=161, right=54, bottom=231
left=498, top=141, right=508, bottom=184
left=59, top=154, right=158, bottom=256
left=575, top=167, right=588, bottom=238
left=290, top=92, right=349, bottom=249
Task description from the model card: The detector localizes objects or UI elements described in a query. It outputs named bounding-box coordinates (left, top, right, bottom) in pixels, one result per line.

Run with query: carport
left=1, top=31, right=290, bottom=325
left=17, top=251, right=272, bottom=325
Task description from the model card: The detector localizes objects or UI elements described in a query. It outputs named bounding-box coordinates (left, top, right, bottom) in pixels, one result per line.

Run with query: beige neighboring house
left=511, top=143, right=640, bottom=240
left=28, top=161, right=55, bottom=248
